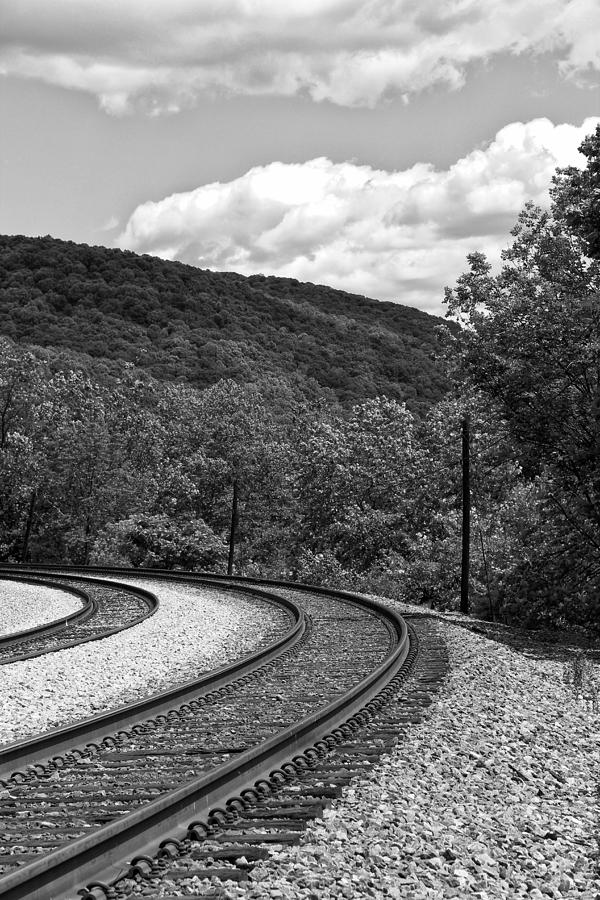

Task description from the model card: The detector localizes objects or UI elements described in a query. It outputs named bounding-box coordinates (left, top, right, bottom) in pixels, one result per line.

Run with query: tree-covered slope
left=0, top=234, right=448, bottom=407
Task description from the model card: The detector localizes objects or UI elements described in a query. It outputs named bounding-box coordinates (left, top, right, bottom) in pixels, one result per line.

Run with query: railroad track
left=0, top=567, right=448, bottom=900
left=0, top=572, right=158, bottom=665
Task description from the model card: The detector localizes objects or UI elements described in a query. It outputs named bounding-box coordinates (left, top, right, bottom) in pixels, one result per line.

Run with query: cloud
left=0, top=1, right=599, bottom=113
left=98, top=215, right=120, bottom=233
left=117, top=117, right=599, bottom=313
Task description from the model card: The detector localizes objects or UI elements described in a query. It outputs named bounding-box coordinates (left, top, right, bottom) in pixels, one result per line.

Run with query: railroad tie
left=1, top=575, right=451, bottom=900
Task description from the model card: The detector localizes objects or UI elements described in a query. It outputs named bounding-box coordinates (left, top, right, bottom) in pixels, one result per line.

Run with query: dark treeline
left=1, top=124, right=599, bottom=633
left=0, top=339, right=514, bottom=619
left=0, top=234, right=449, bottom=410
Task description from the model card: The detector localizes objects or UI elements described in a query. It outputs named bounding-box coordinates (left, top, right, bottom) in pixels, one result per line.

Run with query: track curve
left=0, top=572, right=158, bottom=665
left=0, top=575, right=93, bottom=656
left=0, top=568, right=412, bottom=900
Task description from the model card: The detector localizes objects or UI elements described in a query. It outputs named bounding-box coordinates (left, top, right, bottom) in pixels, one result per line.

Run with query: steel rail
left=0, top=575, right=94, bottom=653
left=0, top=562, right=401, bottom=643
left=0, top=569, right=409, bottom=900
left=0, top=572, right=158, bottom=666
left=0, top=579, right=302, bottom=781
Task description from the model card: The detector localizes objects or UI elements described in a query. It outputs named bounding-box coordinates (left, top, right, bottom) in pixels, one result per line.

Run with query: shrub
left=91, top=514, right=227, bottom=571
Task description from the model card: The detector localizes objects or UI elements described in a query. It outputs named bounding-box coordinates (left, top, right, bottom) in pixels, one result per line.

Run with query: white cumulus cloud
left=0, top=1, right=598, bottom=113
left=117, top=117, right=599, bottom=313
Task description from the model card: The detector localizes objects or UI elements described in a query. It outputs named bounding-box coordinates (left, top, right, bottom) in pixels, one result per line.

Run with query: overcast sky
left=1, top=1, right=599, bottom=314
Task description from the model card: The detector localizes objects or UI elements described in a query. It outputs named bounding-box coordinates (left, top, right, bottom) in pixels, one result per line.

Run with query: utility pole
left=227, top=479, right=238, bottom=576
left=460, top=416, right=470, bottom=614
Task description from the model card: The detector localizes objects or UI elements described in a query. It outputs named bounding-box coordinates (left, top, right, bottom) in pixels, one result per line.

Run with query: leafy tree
left=395, top=391, right=526, bottom=612
left=551, top=123, right=600, bottom=260
left=0, top=338, right=48, bottom=559
left=33, top=369, right=165, bottom=563
left=91, top=513, right=226, bottom=569
left=296, top=397, right=417, bottom=571
left=193, top=379, right=296, bottom=574
left=443, top=125, right=600, bottom=628
left=150, top=377, right=303, bottom=575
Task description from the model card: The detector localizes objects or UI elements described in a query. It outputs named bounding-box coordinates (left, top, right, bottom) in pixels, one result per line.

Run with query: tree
left=443, top=126, right=600, bottom=628
left=0, top=346, right=174, bottom=564
left=551, top=123, right=600, bottom=261
left=91, top=513, right=226, bottom=570
left=161, top=378, right=296, bottom=575
left=35, top=368, right=165, bottom=563
left=404, top=391, right=525, bottom=614
left=296, top=398, right=417, bottom=572
left=0, top=338, right=53, bottom=560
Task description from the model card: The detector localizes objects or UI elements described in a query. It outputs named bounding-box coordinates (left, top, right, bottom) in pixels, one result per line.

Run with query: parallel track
left=0, top=575, right=93, bottom=661
left=0, top=567, right=414, bottom=900
left=0, top=572, right=158, bottom=664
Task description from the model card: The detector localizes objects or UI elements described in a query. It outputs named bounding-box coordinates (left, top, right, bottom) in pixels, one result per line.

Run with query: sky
left=1, top=1, right=599, bottom=315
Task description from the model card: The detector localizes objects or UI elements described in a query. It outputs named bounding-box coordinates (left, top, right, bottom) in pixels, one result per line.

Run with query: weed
left=563, top=650, right=600, bottom=711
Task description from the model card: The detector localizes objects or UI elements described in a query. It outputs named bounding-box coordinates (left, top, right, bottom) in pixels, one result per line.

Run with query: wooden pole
left=460, top=416, right=470, bottom=614
left=227, top=479, right=238, bottom=576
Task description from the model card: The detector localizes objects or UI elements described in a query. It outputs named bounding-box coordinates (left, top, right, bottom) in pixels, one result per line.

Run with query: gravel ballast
left=0, top=577, right=287, bottom=746
left=0, top=578, right=83, bottom=637
left=222, top=614, right=600, bottom=900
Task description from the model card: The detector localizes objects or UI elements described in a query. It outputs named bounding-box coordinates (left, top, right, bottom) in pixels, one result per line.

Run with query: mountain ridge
left=0, top=233, right=450, bottom=407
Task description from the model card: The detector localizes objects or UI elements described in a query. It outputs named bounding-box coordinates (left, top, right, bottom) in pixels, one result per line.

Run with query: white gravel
left=0, top=577, right=285, bottom=746
left=0, top=579, right=83, bottom=637
left=235, top=613, right=600, bottom=900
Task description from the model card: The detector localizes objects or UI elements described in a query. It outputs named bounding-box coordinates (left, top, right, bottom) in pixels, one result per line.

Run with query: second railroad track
left=0, top=567, right=446, bottom=900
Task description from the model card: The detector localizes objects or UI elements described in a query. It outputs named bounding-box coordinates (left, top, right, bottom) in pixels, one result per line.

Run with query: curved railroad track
left=0, top=567, right=448, bottom=900
left=0, top=574, right=92, bottom=658
left=0, top=572, right=158, bottom=665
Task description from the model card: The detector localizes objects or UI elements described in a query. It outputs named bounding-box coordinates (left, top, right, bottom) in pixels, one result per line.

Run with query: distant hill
left=0, top=234, right=451, bottom=408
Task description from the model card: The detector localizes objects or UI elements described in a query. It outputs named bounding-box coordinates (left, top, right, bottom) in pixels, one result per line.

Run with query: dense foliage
left=1, top=125, right=599, bottom=634
left=0, top=234, right=449, bottom=410
left=443, top=123, right=600, bottom=630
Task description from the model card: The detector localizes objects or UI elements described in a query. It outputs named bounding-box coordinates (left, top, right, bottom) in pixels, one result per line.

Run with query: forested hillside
left=1, top=125, right=600, bottom=635
left=0, top=234, right=448, bottom=408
